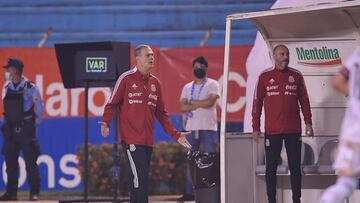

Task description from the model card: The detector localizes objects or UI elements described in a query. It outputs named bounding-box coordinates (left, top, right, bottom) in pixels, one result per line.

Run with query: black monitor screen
left=55, top=41, right=130, bottom=88
left=75, top=51, right=116, bottom=81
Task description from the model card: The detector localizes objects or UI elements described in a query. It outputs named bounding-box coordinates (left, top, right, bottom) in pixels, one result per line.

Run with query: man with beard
left=252, top=45, right=314, bottom=203
left=177, top=56, right=220, bottom=201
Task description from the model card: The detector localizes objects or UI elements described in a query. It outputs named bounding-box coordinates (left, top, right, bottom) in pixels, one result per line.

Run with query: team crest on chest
left=151, top=84, right=156, bottom=92
left=288, top=76, right=295, bottom=83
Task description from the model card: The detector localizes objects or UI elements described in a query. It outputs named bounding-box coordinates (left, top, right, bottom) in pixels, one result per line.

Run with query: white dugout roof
left=228, top=1, right=360, bottom=40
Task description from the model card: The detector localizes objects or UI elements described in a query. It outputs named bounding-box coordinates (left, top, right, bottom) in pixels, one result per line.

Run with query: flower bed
left=76, top=142, right=187, bottom=196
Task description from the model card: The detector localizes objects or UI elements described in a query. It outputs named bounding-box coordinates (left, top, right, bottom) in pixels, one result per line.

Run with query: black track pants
left=123, top=143, right=153, bottom=203
left=265, top=133, right=302, bottom=203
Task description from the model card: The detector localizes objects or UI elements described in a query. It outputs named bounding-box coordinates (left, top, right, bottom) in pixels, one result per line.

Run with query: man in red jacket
left=252, top=44, right=314, bottom=203
left=100, top=44, right=191, bottom=203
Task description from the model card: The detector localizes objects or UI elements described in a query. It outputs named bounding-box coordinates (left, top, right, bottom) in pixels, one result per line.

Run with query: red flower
left=91, top=161, right=98, bottom=169
left=168, top=163, right=175, bottom=169
left=101, top=151, right=108, bottom=157
left=158, top=159, right=164, bottom=167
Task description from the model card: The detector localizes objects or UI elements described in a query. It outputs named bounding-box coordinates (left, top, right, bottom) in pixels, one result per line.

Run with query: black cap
left=3, top=58, right=24, bottom=71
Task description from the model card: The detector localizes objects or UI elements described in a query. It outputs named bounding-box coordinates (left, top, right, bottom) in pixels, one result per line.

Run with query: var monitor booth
left=55, top=41, right=130, bottom=202
left=55, top=41, right=130, bottom=88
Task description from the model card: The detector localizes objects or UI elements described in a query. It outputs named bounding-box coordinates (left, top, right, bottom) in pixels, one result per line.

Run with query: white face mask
left=5, top=72, right=12, bottom=81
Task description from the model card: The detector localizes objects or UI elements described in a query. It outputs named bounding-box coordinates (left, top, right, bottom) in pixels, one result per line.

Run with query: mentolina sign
left=296, top=46, right=342, bottom=66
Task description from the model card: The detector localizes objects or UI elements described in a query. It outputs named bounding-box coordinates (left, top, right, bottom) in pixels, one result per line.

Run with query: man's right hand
left=99, top=122, right=109, bottom=137
left=177, top=131, right=192, bottom=149
left=253, top=131, right=260, bottom=143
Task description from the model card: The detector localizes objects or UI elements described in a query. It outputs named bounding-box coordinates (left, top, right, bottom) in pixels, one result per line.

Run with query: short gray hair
left=134, top=44, right=150, bottom=57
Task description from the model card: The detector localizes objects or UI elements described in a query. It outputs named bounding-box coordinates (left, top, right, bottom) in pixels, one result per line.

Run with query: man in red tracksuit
left=100, top=44, right=191, bottom=203
left=252, top=44, right=314, bottom=203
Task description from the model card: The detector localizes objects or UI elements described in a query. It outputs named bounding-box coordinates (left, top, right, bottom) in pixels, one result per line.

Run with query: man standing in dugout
left=0, top=58, right=44, bottom=201
left=252, top=45, right=314, bottom=203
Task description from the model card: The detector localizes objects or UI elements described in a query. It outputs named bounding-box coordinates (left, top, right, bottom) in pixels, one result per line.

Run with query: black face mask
left=193, top=68, right=206, bottom=79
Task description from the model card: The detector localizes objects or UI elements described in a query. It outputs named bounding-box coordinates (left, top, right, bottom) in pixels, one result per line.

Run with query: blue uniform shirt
left=5, top=77, right=44, bottom=124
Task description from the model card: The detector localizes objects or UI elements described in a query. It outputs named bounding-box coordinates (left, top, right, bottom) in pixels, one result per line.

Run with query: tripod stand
left=59, top=82, right=128, bottom=203
left=54, top=40, right=131, bottom=203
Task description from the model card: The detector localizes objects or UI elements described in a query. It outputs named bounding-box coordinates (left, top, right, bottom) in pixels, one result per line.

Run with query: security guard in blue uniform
left=0, top=58, right=44, bottom=201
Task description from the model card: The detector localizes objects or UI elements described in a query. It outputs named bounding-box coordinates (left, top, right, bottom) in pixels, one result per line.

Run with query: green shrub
left=76, top=142, right=187, bottom=196
left=149, top=141, right=187, bottom=194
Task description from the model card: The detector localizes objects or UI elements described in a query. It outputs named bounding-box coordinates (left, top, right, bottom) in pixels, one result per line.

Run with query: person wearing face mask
left=178, top=56, right=220, bottom=202
left=252, top=45, right=313, bottom=203
left=0, top=58, right=44, bottom=201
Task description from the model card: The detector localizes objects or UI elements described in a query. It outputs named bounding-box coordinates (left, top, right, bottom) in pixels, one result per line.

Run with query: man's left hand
left=305, top=124, right=314, bottom=137
left=177, top=131, right=192, bottom=149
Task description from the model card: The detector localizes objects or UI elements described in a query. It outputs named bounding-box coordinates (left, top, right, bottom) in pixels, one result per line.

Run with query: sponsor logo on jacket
left=147, top=101, right=157, bottom=107
left=128, top=92, right=142, bottom=98
left=285, top=85, right=297, bottom=90
left=267, top=92, right=279, bottom=96
left=148, top=94, right=158, bottom=101
left=128, top=99, right=143, bottom=104
left=266, top=85, right=278, bottom=91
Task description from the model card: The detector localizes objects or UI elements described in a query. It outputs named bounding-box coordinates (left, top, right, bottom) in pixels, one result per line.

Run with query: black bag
left=187, top=151, right=220, bottom=189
